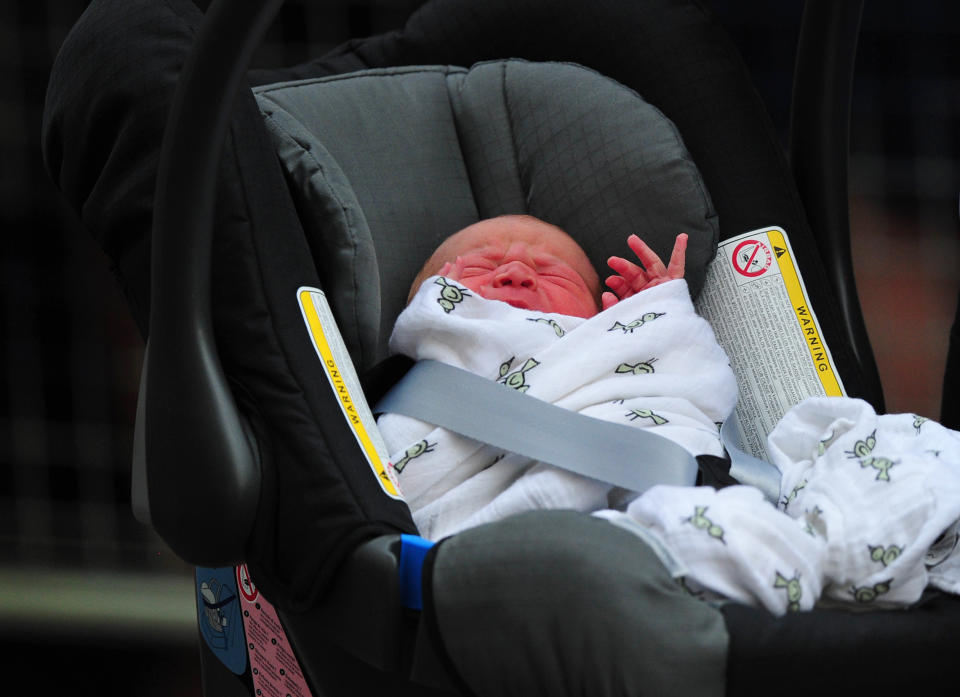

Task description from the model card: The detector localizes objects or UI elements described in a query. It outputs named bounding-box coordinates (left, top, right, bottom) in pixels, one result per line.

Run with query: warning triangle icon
left=774, top=246, right=786, bottom=258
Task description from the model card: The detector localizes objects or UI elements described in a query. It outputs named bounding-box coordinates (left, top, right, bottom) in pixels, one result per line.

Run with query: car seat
left=42, top=0, right=960, bottom=695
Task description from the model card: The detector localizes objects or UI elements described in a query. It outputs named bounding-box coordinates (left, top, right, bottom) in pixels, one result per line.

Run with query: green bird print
left=393, top=439, right=436, bottom=473
left=845, top=430, right=877, bottom=459
left=780, top=479, right=807, bottom=510
left=851, top=579, right=892, bottom=604
left=434, top=277, right=472, bottom=313
left=868, top=544, right=903, bottom=567
left=684, top=506, right=726, bottom=544
left=774, top=572, right=803, bottom=612
left=626, top=408, right=669, bottom=425
left=498, top=356, right=540, bottom=393
left=527, top=317, right=566, bottom=337
left=860, top=456, right=898, bottom=482
left=608, top=312, right=666, bottom=333
left=615, top=358, right=658, bottom=375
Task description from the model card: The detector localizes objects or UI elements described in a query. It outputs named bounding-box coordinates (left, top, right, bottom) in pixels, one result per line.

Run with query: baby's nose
left=492, top=261, right=537, bottom=288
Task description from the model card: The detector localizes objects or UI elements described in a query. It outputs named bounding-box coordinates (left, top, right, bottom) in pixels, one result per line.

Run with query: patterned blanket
left=378, top=276, right=737, bottom=541
left=378, top=276, right=960, bottom=615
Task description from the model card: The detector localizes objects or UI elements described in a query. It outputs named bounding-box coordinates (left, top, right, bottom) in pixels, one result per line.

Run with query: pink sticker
left=237, top=564, right=313, bottom=697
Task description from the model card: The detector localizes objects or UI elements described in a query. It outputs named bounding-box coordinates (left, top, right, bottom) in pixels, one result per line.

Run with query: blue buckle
left=399, top=534, right=434, bottom=610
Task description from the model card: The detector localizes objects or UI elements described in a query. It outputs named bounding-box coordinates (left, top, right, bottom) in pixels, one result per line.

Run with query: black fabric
left=696, top=453, right=738, bottom=489
left=363, top=354, right=416, bottom=407
left=722, top=591, right=960, bottom=696
left=416, top=540, right=477, bottom=697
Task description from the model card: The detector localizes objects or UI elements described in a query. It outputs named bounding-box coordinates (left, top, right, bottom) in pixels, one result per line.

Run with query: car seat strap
left=375, top=359, right=700, bottom=493
left=720, top=417, right=782, bottom=503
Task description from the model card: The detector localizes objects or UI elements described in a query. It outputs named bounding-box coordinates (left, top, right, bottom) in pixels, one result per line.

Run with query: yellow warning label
left=298, top=288, right=402, bottom=499
left=766, top=229, right=844, bottom=397
left=695, top=226, right=846, bottom=460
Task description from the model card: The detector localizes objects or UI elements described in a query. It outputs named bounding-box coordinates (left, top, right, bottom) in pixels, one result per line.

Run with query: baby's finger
left=667, top=233, right=687, bottom=278
left=601, top=291, right=620, bottom=311
left=607, top=255, right=650, bottom=290
left=605, top=274, right=627, bottom=294
left=445, top=257, right=468, bottom=281
left=626, top=234, right=667, bottom=278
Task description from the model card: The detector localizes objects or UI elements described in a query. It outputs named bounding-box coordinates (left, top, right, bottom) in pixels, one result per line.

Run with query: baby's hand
left=601, top=233, right=687, bottom=310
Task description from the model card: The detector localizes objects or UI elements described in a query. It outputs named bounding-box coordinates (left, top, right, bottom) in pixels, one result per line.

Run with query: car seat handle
left=138, top=0, right=287, bottom=566
left=789, top=0, right=884, bottom=412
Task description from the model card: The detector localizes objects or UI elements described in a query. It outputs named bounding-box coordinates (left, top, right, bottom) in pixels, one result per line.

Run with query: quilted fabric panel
left=487, top=60, right=717, bottom=296
left=255, top=67, right=482, bottom=362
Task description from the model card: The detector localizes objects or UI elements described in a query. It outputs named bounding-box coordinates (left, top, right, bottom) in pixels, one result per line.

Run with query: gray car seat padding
left=423, top=510, right=727, bottom=697
left=254, top=60, right=718, bottom=365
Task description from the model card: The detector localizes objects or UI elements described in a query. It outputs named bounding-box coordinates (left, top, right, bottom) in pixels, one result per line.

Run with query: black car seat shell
left=42, top=0, right=879, bottom=605
left=42, top=1, right=958, bottom=696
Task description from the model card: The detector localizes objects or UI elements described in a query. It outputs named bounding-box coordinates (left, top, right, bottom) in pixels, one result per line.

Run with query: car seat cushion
left=254, top=60, right=718, bottom=363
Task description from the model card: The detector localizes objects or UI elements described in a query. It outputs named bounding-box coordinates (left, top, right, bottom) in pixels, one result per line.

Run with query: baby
left=380, top=214, right=736, bottom=541
left=406, top=214, right=688, bottom=317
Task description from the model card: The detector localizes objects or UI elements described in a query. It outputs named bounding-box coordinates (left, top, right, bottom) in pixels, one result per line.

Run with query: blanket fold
left=626, top=397, right=960, bottom=614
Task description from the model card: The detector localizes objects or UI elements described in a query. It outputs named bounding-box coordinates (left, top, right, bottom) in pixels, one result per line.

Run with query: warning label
left=695, top=227, right=845, bottom=460
left=298, top=287, right=403, bottom=500
left=237, top=564, right=314, bottom=697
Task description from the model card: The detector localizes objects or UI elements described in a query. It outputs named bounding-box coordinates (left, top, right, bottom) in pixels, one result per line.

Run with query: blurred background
left=1, top=1, right=957, bottom=694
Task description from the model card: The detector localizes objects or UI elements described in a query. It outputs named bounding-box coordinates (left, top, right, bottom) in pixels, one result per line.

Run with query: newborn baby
left=379, top=214, right=735, bottom=541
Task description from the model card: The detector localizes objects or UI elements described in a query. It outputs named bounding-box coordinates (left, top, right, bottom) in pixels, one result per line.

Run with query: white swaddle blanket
left=379, top=276, right=960, bottom=616
left=378, top=276, right=738, bottom=541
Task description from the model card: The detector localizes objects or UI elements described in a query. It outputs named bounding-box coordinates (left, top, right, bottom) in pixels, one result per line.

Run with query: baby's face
left=417, top=216, right=600, bottom=318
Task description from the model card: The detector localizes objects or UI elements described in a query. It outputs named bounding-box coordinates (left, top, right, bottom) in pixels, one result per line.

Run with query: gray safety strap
left=720, top=415, right=782, bottom=503
left=375, top=359, right=699, bottom=493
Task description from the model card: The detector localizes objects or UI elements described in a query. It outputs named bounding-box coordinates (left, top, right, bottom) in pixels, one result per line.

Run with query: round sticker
left=237, top=563, right=258, bottom=602
left=732, top=239, right=773, bottom=278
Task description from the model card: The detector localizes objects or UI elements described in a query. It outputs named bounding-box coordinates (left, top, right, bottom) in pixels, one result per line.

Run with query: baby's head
left=409, top=215, right=601, bottom=318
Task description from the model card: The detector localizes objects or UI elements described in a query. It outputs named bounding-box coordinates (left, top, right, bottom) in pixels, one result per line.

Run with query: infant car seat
left=43, top=0, right=960, bottom=695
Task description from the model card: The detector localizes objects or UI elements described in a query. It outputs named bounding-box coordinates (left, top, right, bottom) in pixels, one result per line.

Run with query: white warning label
left=695, top=227, right=845, bottom=460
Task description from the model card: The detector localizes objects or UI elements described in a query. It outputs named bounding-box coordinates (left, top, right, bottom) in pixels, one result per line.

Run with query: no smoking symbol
left=237, top=564, right=258, bottom=602
left=732, top=239, right=773, bottom=277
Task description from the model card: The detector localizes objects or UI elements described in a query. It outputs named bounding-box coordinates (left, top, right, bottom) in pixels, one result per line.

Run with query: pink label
left=237, top=564, right=313, bottom=697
